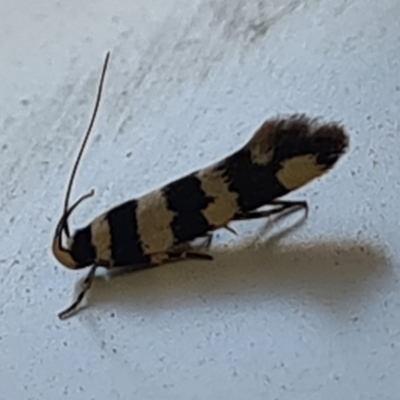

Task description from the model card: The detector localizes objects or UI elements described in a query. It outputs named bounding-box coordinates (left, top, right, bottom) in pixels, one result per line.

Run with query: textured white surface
left=1, top=0, right=399, bottom=399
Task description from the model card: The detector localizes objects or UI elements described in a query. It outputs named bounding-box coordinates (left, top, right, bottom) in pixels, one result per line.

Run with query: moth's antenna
left=62, top=51, right=110, bottom=238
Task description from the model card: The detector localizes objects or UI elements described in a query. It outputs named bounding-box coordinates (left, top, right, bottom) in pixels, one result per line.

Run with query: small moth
left=52, top=52, right=349, bottom=319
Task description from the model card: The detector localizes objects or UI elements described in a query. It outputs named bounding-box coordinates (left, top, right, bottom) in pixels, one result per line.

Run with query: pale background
left=1, top=0, right=399, bottom=399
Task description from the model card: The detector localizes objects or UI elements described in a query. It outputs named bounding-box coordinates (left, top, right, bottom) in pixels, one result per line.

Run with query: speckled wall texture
left=0, top=0, right=399, bottom=399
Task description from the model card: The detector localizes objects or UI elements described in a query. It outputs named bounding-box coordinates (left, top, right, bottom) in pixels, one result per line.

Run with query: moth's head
left=52, top=191, right=95, bottom=270
left=52, top=225, right=95, bottom=270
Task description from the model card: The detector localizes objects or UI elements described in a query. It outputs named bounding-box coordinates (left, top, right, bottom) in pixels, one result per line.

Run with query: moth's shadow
left=81, top=217, right=391, bottom=318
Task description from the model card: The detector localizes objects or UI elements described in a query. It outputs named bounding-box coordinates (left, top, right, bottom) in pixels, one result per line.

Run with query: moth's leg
left=233, top=200, right=308, bottom=221
left=177, top=238, right=214, bottom=260
left=185, top=251, right=214, bottom=260
left=108, top=249, right=213, bottom=280
left=150, top=249, right=213, bottom=266
left=269, top=200, right=308, bottom=212
left=58, top=265, right=98, bottom=320
left=198, top=233, right=214, bottom=248
left=171, top=233, right=214, bottom=254
left=223, top=225, right=238, bottom=235
left=165, top=248, right=213, bottom=261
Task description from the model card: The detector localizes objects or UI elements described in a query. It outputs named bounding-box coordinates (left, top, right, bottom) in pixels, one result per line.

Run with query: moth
left=52, top=52, right=349, bottom=319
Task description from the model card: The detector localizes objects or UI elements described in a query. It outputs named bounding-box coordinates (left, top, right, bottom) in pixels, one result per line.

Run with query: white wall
left=1, top=0, right=399, bottom=399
